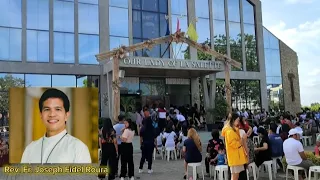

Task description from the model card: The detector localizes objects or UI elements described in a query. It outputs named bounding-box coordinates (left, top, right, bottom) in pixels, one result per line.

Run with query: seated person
left=205, top=129, right=224, bottom=175
left=162, top=126, right=176, bottom=149
left=314, top=134, right=320, bottom=156
left=183, top=128, right=202, bottom=179
left=269, top=123, right=284, bottom=169
left=283, top=129, right=314, bottom=180
left=177, top=127, right=188, bottom=153
left=254, top=127, right=272, bottom=167
left=214, top=146, right=227, bottom=165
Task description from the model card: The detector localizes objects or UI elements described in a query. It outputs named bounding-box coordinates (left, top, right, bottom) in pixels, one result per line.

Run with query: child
left=215, top=146, right=227, bottom=165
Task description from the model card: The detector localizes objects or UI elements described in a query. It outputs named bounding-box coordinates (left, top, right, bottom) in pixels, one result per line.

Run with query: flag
left=176, top=17, right=180, bottom=32
left=187, top=23, right=198, bottom=42
left=165, top=18, right=170, bottom=35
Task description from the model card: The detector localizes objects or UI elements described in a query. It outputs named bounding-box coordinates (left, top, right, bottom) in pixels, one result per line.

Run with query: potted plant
left=206, top=95, right=228, bottom=131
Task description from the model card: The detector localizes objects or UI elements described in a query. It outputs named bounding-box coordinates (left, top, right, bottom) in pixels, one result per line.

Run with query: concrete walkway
left=0, top=131, right=316, bottom=180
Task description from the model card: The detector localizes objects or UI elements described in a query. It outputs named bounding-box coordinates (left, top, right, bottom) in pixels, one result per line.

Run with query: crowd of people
left=97, top=104, right=320, bottom=180
left=0, top=111, right=9, bottom=167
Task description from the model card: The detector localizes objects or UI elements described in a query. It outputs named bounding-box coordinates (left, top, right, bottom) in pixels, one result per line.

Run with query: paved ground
left=0, top=132, right=316, bottom=180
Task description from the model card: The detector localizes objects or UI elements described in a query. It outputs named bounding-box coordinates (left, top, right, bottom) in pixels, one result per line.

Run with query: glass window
left=132, top=0, right=141, bottom=10
left=132, top=10, right=142, bottom=38
left=0, top=73, right=25, bottom=91
left=269, top=33, right=279, bottom=50
left=52, top=75, right=76, bottom=87
left=76, top=75, right=99, bottom=87
left=142, top=0, right=158, bottom=12
left=54, top=0, right=74, bottom=32
left=159, top=13, right=168, bottom=37
left=244, top=24, right=258, bottom=71
left=76, top=76, right=87, bottom=87
left=213, top=0, right=225, bottom=20
left=171, top=15, right=188, bottom=59
left=263, top=27, right=270, bottom=49
left=27, top=0, right=49, bottom=30
left=213, top=20, right=227, bottom=46
left=54, top=32, right=74, bottom=63
left=229, top=22, right=241, bottom=46
left=110, top=36, right=129, bottom=50
left=79, top=34, right=99, bottom=64
left=79, top=3, right=99, bottom=34
left=265, top=49, right=281, bottom=77
left=171, top=0, right=187, bottom=15
left=159, top=0, right=168, bottom=13
left=197, top=18, right=210, bottom=44
left=25, top=74, right=51, bottom=87
left=230, top=46, right=242, bottom=70
left=140, top=78, right=165, bottom=95
left=0, top=28, right=21, bottom=61
left=143, top=45, right=160, bottom=58
left=228, top=0, right=240, bottom=22
left=0, top=0, right=22, bottom=28
left=142, top=12, right=159, bottom=39
left=109, top=7, right=129, bottom=37
left=27, top=30, right=49, bottom=62
left=242, top=0, right=254, bottom=24
left=196, top=0, right=209, bottom=18
left=78, top=0, right=98, bottom=4
left=110, top=0, right=128, bottom=8
left=245, top=80, right=261, bottom=110
left=133, top=39, right=143, bottom=56
left=121, top=80, right=140, bottom=95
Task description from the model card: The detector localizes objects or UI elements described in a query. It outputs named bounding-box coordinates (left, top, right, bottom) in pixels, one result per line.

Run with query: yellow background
left=9, top=88, right=99, bottom=164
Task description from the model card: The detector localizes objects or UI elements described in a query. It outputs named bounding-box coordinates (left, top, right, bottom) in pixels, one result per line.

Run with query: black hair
left=124, top=118, right=135, bottom=130
left=39, top=88, right=70, bottom=112
left=257, top=127, right=268, bottom=137
left=218, top=146, right=225, bottom=151
left=295, top=122, right=300, bottom=126
left=229, top=113, right=240, bottom=131
left=102, top=118, right=113, bottom=139
left=118, top=115, right=125, bottom=122
left=182, top=126, right=188, bottom=136
left=211, top=129, right=220, bottom=140
left=270, top=123, right=277, bottom=133
left=281, top=123, right=290, bottom=133
left=166, top=125, right=173, bottom=133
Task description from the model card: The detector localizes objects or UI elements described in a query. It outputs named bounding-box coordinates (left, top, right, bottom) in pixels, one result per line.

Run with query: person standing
left=113, top=115, right=125, bottom=176
left=139, top=117, right=156, bottom=174
left=98, top=118, right=117, bottom=180
left=120, top=119, right=135, bottom=180
left=221, top=113, right=247, bottom=180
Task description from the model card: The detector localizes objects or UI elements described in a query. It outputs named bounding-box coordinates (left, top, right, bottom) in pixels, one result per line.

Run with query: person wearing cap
left=283, top=128, right=314, bottom=180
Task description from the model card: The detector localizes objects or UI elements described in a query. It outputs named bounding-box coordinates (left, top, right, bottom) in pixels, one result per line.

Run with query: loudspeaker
left=119, top=70, right=125, bottom=78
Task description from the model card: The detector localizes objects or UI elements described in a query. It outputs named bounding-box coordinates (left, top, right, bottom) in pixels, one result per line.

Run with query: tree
left=0, top=75, right=25, bottom=112
left=82, top=79, right=95, bottom=87
left=181, top=33, right=260, bottom=110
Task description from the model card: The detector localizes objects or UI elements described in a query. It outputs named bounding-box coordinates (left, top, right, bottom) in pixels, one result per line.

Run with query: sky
left=261, top=0, right=320, bottom=106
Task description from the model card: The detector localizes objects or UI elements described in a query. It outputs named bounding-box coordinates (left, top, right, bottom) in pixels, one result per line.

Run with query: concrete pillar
left=202, top=76, right=209, bottom=108
left=100, top=74, right=109, bottom=117
left=209, top=74, right=216, bottom=108
left=191, top=78, right=200, bottom=108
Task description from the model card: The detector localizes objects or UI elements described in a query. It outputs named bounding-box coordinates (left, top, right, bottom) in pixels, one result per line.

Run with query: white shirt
left=276, top=125, right=282, bottom=134
left=179, top=132, right=188, bottom=143
left=21, top=129, right=91, bottom=164
left=243, top=111, right=249, bottom=118
left=156, top=133, right=163, bottom=146
left=239, top=129, right=246, bottom=138
left=162, top=131, right=176, bottom=148
left=176, top=114, right=186, bottom=122
left=283, top=138, right=304, bottom=165
left=253, top=126, right=258, bottom=135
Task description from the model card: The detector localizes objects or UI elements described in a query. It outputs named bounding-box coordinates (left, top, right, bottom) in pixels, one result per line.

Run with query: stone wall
left=279, top=41, right=301, bottom=114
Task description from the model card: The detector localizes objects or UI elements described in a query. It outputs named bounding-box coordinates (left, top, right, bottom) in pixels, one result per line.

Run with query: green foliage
left=0, top=75, right=25, bottom=112
left=303, top=103, right=320, bottom=112
left=120, top=96, right=136, bottom=118
left=282, top=151, right=320, bottom=169
left=207, top=95, right=228, bottom=123
left=82, top=79, right=95, bottom=87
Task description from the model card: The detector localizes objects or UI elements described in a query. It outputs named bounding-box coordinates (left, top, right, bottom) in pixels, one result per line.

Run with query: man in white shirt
left=113, top=115, right=126, bottom=176
left=283, top=129, right=313, bottom=180
left=21, top=88, right=91, bottom=164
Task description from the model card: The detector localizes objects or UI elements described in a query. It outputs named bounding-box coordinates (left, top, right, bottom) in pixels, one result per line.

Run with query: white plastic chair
left=247, top=162, right=258, bottom=180
left=308, top=166, right=320, bottom=180
left=286, top=165, right=307, bottom=180
left=187, top=162, right=204, bottom=180
left=153, top=147, right=164, bottom=160
left=164, top=146, right=177, bottom=161
left=209, top=164, right=215, bottom=178
left=259, top=160, right=273, bottom=180
left=272, top=156, right=283, bottom=177
left=214, top=165, right=229, bottom=180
